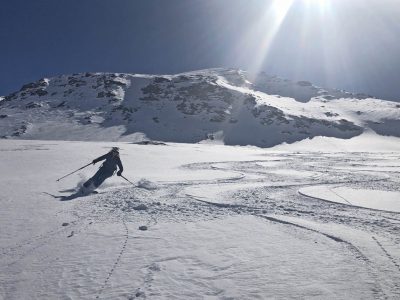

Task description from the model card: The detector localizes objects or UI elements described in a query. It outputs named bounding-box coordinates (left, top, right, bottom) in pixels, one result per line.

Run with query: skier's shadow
left=43, top=191, right=82, bottom=201
left=59, top=191, right=85, bottom=201
left=43, top=188, right=96, bottom=201
left=59, top=188, right=77, bottom=193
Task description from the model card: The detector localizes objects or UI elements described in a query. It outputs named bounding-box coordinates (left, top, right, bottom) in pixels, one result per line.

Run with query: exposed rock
left=154, top=76, right=170, bottom=83
left=26, top=102, right=42, bottom=109
left=297, top=81, right=312, bottom=87
left=20, top=79, right=48, bottom=91
left=133, top=141, right=166, bottom=145
left=325, top=112, right=339, bottom=117
left=133, top=204, right=148, bottom=211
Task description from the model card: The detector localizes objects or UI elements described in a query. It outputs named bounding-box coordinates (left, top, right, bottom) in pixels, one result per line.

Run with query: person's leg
left=93, top=170, right=114, bottom=188
left=83, top=168, right=103, bottom=188
left=83, top=177, right=94, bottom=188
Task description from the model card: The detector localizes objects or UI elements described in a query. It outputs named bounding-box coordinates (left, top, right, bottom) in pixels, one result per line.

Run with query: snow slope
left=1, top=69, right=399, bottom=147
left=1, top=69, right=400, bottom=298
left=1, top=139, right=399, bottom=299
left=273, top=130, right=400, bottom=152
left=299, top=186, right=400, bottom=213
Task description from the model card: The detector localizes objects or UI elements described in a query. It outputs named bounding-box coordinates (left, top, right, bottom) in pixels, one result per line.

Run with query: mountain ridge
left=1, top=68, right=399, bottom=147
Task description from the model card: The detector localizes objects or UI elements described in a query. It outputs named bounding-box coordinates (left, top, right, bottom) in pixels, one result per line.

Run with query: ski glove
left=117, top=170, right=122, bottom=176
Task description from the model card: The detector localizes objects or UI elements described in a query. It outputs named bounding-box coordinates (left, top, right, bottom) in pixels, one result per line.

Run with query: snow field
left=299, top=186, right=400, bottom=213
left=1, top=139, right=400, bottom=299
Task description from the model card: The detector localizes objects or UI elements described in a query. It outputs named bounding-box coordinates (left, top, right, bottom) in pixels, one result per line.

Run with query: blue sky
left=1, top=0, right=399, bottom=100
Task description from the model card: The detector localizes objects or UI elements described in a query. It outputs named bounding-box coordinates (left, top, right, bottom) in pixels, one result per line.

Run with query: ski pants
left=84, top=167, right=115, bottom=188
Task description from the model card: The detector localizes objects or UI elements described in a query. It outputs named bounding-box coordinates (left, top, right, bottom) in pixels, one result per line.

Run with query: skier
left=82, top=147, right=123, bottom=190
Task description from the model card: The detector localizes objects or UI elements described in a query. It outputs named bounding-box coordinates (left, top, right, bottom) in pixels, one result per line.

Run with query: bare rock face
left=133, top=204, right=148, bottom=211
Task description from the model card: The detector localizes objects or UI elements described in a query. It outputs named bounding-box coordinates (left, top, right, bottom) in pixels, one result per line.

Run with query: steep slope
left=0, top=69, right=399, bottom=147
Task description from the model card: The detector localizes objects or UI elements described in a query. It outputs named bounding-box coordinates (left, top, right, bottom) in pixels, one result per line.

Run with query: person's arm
left=92, top=153, right=108, bottom=164
left=116, top=157, right=124, bottom=176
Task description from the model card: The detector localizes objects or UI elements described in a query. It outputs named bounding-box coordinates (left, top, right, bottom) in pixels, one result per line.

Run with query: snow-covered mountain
left=1, top=68, right=399, bottom=147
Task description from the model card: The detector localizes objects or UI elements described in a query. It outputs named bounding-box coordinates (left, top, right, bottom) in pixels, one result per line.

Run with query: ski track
left=372, top=236, right=400, bottom=273
left=67, top=151, right=400, bottom=297
left=1, top=213, right=96, bottom=270
left=255, top=215, right=387, bottom=299
left=95, top=219, right=129, bottom=299
left=2, top=150, right=400, bottom=298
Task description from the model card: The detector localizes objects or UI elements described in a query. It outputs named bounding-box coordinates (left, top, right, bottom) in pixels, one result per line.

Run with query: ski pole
left=120, top=175, right=135, bottom=185
left=56, top=162, right=93, bottom=182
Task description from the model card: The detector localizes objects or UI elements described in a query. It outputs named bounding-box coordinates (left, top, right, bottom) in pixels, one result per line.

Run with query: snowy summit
left=1, top=68, right=399, bottom=147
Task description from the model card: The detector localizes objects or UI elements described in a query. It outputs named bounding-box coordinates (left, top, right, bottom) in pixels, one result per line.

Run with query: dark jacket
left=93, top=152, right=123, bottom=173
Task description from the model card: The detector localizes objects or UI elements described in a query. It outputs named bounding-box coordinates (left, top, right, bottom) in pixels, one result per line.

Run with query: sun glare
left=244, top=0, right=295, bottom=76
left=271, top=0, right=295, bottom=20
left=304, top=0, right=329, bottom=13
left=304, top=0, right=327, bottom=4
left=229, top=0, right=335, bottom=80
